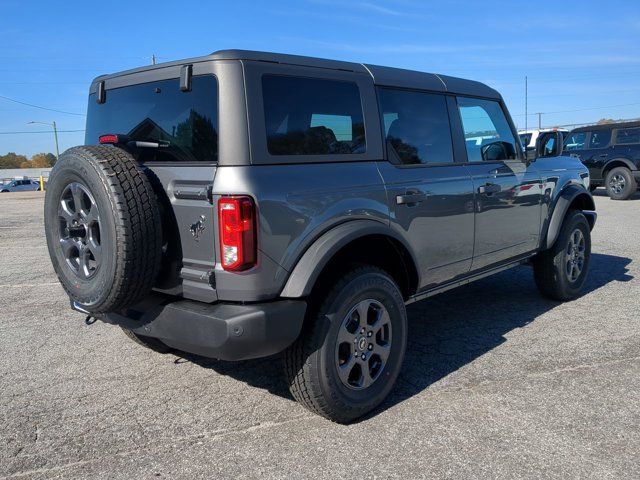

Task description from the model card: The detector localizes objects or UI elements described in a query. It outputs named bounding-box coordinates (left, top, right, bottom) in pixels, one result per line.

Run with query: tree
left=45, top=153, right=57, bottom=166
left=0, top=152, right=28, bottom=169
left=30, top=153, right=52, bottom=168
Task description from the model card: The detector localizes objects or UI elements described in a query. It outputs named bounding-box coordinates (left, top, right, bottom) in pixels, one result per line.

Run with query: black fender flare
left=280, top=220, right=418, bottom=298
left=543, top=184, right=596, bottom=250
left=602, top=157, right=637, bottom=176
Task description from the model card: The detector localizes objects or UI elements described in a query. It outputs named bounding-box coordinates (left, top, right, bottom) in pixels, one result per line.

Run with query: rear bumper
left=101, top=295, right=306, bottom=361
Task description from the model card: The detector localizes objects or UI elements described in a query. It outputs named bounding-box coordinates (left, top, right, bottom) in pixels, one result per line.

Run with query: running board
left=406, top=255, right=535, bottom=305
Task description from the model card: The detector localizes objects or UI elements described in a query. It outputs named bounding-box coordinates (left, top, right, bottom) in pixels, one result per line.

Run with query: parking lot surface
left=1, top=190, right=639, bottom=479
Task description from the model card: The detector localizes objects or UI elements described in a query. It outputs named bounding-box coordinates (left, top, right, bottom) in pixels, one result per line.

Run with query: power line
left=0, top=94, right=86, bottom=116
left=0, top=129, right=84, bottom=135
left=512, top=102, right=640, bottom=117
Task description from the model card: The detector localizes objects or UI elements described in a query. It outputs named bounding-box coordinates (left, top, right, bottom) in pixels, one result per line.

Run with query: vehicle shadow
left=592, top=188, right=640, bottom=200
left=176, top=252, right=632, bottom=419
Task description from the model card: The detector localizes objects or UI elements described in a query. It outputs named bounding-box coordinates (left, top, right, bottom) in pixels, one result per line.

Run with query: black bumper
left=101, top=295, right=306, bottom=361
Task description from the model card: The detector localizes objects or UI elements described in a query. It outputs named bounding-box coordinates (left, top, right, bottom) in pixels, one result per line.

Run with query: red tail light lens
left=99, top=134, right=119, bottom=144
left=218, top=196, right=256, bottom=271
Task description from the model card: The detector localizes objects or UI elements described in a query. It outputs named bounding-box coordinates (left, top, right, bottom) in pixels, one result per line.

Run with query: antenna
left=152, top=54, right=157, bottom=65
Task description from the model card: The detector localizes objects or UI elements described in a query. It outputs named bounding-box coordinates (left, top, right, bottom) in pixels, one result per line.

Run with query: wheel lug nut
left=361, top=354, right=366, bottom=360
left=368, top=344, right=373, bottom=350
left=367, top=331, right=372, bottom=337
left=360, top=328, right=365, bottom=334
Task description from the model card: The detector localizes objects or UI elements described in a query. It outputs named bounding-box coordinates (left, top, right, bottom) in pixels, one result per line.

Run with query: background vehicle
left=564, top=121, right=640, bottom=199
left=43, top=50, right=596, bottom=423
left=0, top=178, right=42, bottom=192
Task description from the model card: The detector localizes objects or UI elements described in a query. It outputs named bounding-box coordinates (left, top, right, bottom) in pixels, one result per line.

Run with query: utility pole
left=525, top=76, right=528, bottom=133
left=52, top=121, right=60, bottom=160
left=27, top=120, right=59, bottom=161
left=537, top=112, right=542, bottom=130
left=152, top=54, right=157, bottom=65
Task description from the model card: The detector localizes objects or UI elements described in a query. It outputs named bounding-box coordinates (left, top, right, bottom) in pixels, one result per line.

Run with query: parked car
left=518, top=128, right=570, bottom=161
left=563, top=121, right=640, bottom=199
left=0, top=178, right=42, bottom=192
left=43, top=50, right=596, bottom=423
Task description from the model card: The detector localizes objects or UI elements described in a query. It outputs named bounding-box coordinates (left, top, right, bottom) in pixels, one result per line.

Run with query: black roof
left=571, top=120, right=640, bottom=133
left=91, top=49, right=501, bottom=100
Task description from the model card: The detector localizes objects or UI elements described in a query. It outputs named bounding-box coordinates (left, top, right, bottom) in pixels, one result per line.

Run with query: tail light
left=218, top=196, right=257, bottom=271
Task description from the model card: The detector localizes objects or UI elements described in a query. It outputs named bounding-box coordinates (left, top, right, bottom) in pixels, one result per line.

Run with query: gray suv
left=44, top=50, right=596, bottom=423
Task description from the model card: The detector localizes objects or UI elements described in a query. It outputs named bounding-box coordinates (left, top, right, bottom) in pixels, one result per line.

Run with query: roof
left=571, top=120, right=640, bottom=133
left=91, top=49, right=501, bottom=100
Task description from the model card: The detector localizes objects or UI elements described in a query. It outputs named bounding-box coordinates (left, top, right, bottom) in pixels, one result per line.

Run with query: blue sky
left=1, top=0, right=639, bottom=157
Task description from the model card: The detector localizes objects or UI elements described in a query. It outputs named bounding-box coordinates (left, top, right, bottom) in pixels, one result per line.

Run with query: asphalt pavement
left=1, top=190, right=638, bottom=479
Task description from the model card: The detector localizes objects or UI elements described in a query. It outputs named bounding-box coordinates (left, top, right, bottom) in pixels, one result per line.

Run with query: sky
left=1, top=0, right=639, bottom=157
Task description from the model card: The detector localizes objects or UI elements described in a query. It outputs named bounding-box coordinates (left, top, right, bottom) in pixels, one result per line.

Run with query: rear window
left=378, top=88, right=453, bottom=165
left=86, top=76, right=218, bottom=163
left=615, top=127, right=640, bottom=145
left=589, top=130, right=611, bottom=148
left=262, top=75, right=366, bottom=155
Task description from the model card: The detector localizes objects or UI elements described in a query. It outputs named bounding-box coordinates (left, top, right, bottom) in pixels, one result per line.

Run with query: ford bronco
left=44, top=50, right=596, bottom=423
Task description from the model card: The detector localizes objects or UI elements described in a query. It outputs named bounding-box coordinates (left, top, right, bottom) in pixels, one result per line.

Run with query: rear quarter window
left=615, top=127, right=640, bottom=145
left=262, top=75, right=366, bottom=155
left=85, top=75, right=218, bottom=163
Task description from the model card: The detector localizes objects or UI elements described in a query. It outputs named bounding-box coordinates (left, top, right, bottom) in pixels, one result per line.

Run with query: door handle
left=598, top=154, right=608, bottom=158
left=396, top=191, right=427, bottom=205
left=478, top=183, right=501, bottom=195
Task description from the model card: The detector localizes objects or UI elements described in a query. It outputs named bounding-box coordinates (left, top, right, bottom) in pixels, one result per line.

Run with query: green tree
left=45, top=153, right=57, bottom=166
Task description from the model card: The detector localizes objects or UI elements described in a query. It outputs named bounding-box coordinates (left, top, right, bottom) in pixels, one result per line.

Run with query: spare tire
left=44, top=145, right=162, bottom=313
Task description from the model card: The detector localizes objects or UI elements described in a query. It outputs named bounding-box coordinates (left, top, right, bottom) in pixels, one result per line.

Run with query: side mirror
left=536, top=131, right=563, bottom=158
left=481, top=141, right=516, bottom=162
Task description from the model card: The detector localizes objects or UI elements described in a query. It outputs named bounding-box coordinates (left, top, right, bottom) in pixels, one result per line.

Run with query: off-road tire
left=44, top=145, right=162, bottom=313
left=605, top=166, right=636, bottom=200
left=284, top=266, right=407, bottom=423
left=534, top=210, right=591, bottom=301
left=121, top=327, right=172, bottom=354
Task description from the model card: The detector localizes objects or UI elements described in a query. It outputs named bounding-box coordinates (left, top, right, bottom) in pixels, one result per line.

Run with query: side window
left=378, top=88, right=453, bottom=165
left=589, top=130, right=611, bottom=148
left=615, top=128, right=640, bottom=145
left=262, top=75, right=366, bottom=155
left=564, top=132, right=587, bottom=151
left=457, top=97, right=518, bottom=162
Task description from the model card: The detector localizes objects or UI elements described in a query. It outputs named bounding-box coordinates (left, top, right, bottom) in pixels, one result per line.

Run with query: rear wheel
left=284, top=266, right=407, bottom=423
left=605, top=166, right=636, bottom=200
left=534, top=210, right=591, bottom=301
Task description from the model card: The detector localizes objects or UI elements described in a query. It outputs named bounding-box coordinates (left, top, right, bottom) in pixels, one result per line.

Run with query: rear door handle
left=396, top=192, right=427, bottom=205
left=599, top=154, right=608, bottom=158
left=478, top=183, right=501, bottom=195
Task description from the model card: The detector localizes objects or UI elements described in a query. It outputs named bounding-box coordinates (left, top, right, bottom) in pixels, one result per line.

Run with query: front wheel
left=534, top=210, right=591, bottom=301
left=284, top=266, right=407, bottom=423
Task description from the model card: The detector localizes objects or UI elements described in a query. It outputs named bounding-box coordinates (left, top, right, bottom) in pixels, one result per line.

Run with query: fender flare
left=602, top=157, right=637, bottom=176
left=544, top=184, right=596, bottom=250
left=280, top=220, right=418, bottom=298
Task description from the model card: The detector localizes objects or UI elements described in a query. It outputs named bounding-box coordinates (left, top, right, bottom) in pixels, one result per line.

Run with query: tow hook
left=84, top=315, right=98, bottom=326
